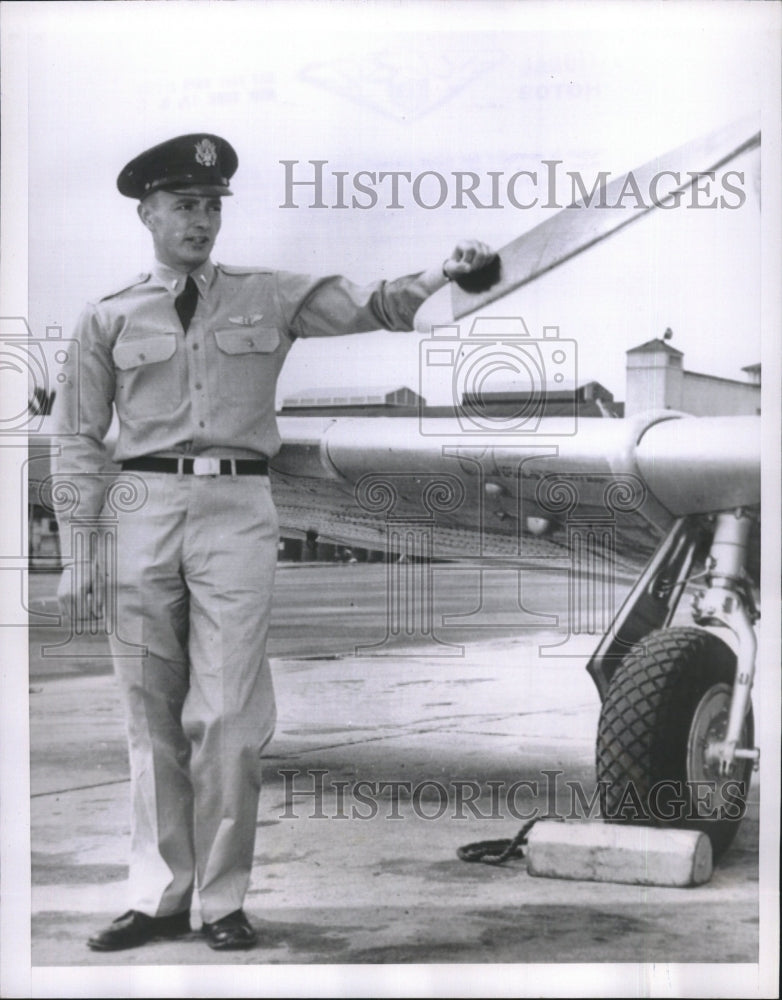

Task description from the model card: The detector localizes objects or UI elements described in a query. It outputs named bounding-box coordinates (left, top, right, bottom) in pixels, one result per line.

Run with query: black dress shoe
left=202, top=909, right=258, bottom=950
left=87, top=909, right=191, bottom=951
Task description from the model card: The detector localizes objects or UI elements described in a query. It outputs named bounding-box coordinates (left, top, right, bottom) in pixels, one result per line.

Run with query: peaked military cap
left=117, top=133, right=238, bottom=199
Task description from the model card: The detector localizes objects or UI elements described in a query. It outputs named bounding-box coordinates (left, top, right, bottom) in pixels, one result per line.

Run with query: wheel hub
left=687, top=682, right=750, bottom=823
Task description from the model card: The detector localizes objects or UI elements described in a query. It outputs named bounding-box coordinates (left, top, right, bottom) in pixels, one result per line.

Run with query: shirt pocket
left=112, top=333, right=182, bottom=419
left=213, top=327, right=280, bottom=355
left=212, top=326, right=281, bottom=400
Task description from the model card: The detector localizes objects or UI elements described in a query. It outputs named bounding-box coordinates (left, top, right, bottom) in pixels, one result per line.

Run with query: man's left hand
left=443, top=240, right=496, bottom=281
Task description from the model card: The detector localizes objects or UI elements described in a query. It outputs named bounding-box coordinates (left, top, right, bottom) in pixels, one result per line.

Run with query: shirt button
left=199, top=421, right=205, bottom=428
left=192, top=343, right=199, bottom=350
left=195, top=382, right=203, bottom=390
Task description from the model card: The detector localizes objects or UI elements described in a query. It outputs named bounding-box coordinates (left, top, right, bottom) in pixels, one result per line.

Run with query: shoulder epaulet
left=216, top=263, right=274, bottom=276
left=94, top=273, right=151, bottom=302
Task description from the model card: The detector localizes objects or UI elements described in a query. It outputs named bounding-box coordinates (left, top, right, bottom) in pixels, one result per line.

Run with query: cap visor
left=142, top=183, right=233, bottom=199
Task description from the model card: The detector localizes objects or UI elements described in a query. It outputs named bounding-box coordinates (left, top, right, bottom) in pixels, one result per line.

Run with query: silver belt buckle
left=193, top=457, right=221, bottom=477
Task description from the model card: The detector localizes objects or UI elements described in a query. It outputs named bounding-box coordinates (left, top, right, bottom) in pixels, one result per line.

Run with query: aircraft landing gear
left=591, top=508, right=759, bottom=858
left=595, top=626, right=754, bottom=857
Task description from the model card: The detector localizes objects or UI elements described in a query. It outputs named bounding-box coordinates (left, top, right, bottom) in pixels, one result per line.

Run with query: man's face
left=139, top=190, right=223, bottom=271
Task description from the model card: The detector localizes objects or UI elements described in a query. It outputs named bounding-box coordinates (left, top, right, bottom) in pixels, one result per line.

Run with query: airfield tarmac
left=25, top=562, right=760, bottom=975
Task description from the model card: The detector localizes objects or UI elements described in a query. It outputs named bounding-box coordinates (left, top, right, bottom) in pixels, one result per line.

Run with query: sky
left=2, top=0, right=776, bottom=409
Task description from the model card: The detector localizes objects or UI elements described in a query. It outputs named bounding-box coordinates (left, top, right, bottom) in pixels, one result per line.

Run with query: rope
left=457, top=818, right=539, bottom=865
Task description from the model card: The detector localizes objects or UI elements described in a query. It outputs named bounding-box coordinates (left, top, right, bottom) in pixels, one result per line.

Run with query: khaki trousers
left=104, top=472, right=278, bottom=923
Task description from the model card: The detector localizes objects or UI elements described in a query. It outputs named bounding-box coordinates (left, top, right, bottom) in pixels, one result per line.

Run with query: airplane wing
left=270, top=411, right=760, bottom=567
left=415, top=118, right=760, bottom=330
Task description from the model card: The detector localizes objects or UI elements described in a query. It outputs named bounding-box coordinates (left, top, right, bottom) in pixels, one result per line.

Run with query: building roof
left=281, top=385, right=423, bottom=409
left=626, top=338, right=684, bottom=357
left=465, top=379, right=613, bottom=403
left=682, top=369, right=763, bottom=389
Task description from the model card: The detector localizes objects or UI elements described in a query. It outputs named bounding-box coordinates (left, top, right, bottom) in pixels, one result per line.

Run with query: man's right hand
left=57, top=560, right=104, bottom=624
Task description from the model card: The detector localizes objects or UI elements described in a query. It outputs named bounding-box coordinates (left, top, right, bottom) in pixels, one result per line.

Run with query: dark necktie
left=175, top=276, right=199, bottom=333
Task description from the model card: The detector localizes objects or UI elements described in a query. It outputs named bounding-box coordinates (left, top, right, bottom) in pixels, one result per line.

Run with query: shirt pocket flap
left=113, top=334, right=177, bottom=370
left=214, top=326, right=280, bottom=355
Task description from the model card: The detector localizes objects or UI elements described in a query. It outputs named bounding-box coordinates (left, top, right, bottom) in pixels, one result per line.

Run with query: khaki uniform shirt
left=55, top=258, right=439, bottom=520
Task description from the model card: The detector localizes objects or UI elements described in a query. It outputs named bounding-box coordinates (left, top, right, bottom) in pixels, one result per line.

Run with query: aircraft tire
left=595, top=626, right=753, bottom=859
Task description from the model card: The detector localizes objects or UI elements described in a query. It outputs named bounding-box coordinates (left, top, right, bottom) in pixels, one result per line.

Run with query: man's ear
left=137, top=199, right=154, bottom=231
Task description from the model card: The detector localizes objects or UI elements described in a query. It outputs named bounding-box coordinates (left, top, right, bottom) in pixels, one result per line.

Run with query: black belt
left=121, top=457, right=269, bottom=476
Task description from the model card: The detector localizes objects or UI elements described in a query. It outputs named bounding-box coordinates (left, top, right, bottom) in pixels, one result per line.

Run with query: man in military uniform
left=54, top=133, right=495, bottom=952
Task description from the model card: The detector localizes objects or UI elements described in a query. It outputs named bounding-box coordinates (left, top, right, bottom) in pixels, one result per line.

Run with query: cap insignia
left=194, top=138, right=218, bottom=167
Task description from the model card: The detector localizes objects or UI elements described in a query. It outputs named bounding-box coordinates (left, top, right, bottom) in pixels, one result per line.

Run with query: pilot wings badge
left=194, top=138, right=218, bottom=167
left=228, top=314, right=264, bottom=326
